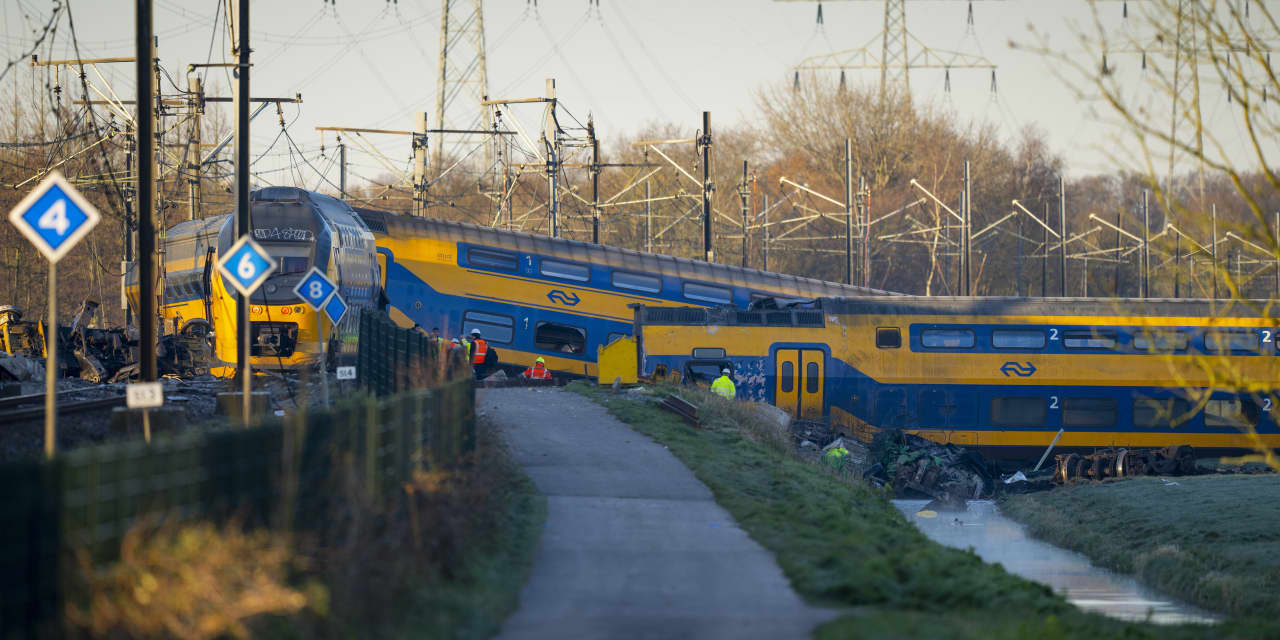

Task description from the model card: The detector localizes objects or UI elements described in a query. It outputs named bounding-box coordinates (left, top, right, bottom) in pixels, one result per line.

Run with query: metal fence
left=358, top=308, right=467, bottom=397
left=1, top=312, right=474, bottom=637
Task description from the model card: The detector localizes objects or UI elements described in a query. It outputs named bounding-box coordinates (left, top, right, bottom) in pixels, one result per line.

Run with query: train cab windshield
left=218, top=196, right=326, bottom=305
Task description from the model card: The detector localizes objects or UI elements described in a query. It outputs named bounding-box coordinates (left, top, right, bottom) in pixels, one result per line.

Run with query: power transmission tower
left=1100, top=1, right=1274, bottom=206
left=782, top=0, right=997, bottom=102
left=434, top=0, right=493, bottom=179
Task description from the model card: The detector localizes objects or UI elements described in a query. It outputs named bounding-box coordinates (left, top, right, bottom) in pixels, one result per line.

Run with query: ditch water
left=892, top=499, right=1220, bottom=626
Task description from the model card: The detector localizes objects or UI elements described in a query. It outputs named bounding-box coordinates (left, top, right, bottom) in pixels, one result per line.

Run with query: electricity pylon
left=780, top=0, right=997, bottom=103
left=434, top=0, right=492, bottom=178
left=1100, top=0, right=1274, bottom=195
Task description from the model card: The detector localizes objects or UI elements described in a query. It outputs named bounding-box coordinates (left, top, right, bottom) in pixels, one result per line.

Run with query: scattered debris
left=0, top=354, right=44, bottom=381
left=864, top=430, right=999, bottom=509
left=659, top=394, right=699, bottom=427
left=1052, top=446, right=1198, bottom=484
left=790, top=418, right=837, bottom=449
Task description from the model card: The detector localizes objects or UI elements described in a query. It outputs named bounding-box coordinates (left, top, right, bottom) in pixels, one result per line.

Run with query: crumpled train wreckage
left=0, top=301, right=210, bottom=383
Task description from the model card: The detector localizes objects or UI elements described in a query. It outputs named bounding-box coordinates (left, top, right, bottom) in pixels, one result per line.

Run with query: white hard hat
left=722, top=368, right=731, bottom=374
left=470, top=328, right=481, bottom=336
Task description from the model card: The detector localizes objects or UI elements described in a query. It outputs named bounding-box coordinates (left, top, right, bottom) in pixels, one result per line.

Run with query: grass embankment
left=381, top=421, right=547, bottom=639
left=568, top=382, right=1277, bottom=639
left=68, top=422, right=546, bottom=640
left=1001, top=475, right=1280, bottom=621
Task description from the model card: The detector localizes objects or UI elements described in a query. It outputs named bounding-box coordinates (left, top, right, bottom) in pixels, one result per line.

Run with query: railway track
left=0, top=393, right=126, bottom=421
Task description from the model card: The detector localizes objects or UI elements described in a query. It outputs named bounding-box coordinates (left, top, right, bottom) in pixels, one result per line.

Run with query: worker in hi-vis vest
left=521, top=356, right=551, bottom=380
left=470, top=328, right=490, bottom=379
left=711, top=368, right=736, bottom=398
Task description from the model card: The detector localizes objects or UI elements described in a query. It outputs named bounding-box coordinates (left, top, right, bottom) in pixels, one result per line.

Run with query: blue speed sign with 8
left=292, top=267, right=337, bottom=311
left=216, top=235, right=278, bottom=297
left=7, top=171, right=101, bottom=263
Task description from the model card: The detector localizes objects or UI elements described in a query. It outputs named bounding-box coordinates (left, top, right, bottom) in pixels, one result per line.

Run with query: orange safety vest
left=522, top=362, right=551, bottom=379
left=471, top=338, right=489, bottom=364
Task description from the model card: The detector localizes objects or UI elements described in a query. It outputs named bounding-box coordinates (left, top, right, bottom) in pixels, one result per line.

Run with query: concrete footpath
left=482, top=387, right=834, bottom=640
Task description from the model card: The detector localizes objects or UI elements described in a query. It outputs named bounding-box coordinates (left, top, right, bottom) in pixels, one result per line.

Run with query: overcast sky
left=1, top=0, right=1259, bottom=188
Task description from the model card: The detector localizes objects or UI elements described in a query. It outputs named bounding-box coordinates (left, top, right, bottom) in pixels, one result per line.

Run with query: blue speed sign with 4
left=7, top=171, right=102, bottom=263
left=292, top=267, right=337, bottom=311
left=216, top=235, right=278, bottom=297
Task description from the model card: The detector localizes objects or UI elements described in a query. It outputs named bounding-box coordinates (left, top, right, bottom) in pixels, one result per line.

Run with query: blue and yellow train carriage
left=131, top=187, right=381, bottom=375
left=353, top=209, right=891, bottom=378
left=634, top=297, right=1280, bottom=458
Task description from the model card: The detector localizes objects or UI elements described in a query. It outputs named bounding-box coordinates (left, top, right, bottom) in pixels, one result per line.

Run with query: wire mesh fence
left=2, top=310, right=474, bottom=638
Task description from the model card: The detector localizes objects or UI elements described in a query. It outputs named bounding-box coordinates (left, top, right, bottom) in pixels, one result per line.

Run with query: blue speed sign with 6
left=216, top=235, right=278, bottom=297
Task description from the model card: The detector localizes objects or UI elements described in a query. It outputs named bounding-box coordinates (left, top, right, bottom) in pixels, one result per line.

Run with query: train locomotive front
left=209, top=187, right=379, bottom=373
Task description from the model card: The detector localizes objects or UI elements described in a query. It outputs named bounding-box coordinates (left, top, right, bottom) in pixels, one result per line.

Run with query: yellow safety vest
left=711, top=375, right=736, bottom=398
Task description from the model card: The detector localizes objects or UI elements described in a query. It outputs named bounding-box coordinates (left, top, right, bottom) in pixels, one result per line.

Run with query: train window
left=749, top=292, right=809, bottom=308
left=1062, top=397, right=1117, bottom=427
left=876, top=327, right=901, bottom=349
left=991, top=329, right=1046, bottom=349
left=1133, top=330, right=1188, bottom=352
left=1205, top=329, right=1260, bottom=353
left=467, top=248, right=518, bottom=271
left=462, top=311, right=514, bottom=344
left=535, top=322, right=587, bottom=355
left=612, top=271, right=661, bottom=293
left=780, top=361, right=794, bottom=393
left=806, top=362, right=819, bottom=393
left=991, top=397, right=1046, bottom=427
left=682, top=282, right=732, bottom=304
left=1133, top=397, right=1192, bottom=428
left=1205, top=398, right=1247, bottom=427
left=540, top=259, right=590, bottom=282
left=1062, top=329, right=1117, bottom=350
left=278, top=256, right=309, bottom=274
left=692, top=347, right=726, bottom=359
left=921, top=328, right=976, bottom=349
left=685, top=361, right=730, bottom=385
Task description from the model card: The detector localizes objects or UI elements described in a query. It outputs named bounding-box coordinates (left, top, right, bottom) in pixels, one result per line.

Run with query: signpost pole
left=136, top=0, right=156, bottom=385
left=8, top=173, right=101, bottom=457
left=319, top=313, right=329, bottom=408
left=44, top=262, right=56, bottom=459
left=234, top=0, right=252, bottom=425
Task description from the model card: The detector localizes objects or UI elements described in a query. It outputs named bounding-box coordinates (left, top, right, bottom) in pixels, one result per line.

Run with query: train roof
left=818, top=296, right=1279, bottom=318
left=164, top=214, right=228, bottom=243
left=352, top=208, right=898, bottom=299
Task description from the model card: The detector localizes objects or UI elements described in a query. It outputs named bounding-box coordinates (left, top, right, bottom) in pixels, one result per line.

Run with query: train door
left=775, top=348, right=825, bottom=419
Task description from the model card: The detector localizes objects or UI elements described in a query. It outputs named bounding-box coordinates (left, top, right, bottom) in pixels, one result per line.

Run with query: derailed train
left=134, top=186, right=890, bottom=376
left=629, top=297, right=1280, bottom=456
left=129, top=187, right=380, bottom=374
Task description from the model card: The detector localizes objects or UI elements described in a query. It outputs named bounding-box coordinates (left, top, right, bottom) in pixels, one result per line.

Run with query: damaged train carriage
left=126, top=187, right=380, bottom=375
left=631, top=297, right=1280, bottom=458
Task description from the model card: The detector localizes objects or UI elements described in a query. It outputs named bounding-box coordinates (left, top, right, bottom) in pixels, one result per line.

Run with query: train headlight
left=280, top=307, right=291, bottom=315
left=251, top=305, right=264, bottom=315
left=265, top=284, right=278, bottom=294
left=294, top=306, right=303, bottom=314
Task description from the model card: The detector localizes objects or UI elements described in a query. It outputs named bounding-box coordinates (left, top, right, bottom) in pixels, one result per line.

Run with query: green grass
left=570, top=382, right=1276, bottom=639
left=1001, top=475, right=1280, bottom=621
left=390, top=428, right=547, bottom=640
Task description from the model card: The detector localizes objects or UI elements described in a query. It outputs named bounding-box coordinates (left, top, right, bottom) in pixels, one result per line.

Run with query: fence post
left=364, top=396, right=379, bottom=501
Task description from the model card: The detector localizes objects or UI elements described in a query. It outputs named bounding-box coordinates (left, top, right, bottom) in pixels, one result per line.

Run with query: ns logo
left=546, top=289, right=581, bottom=306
